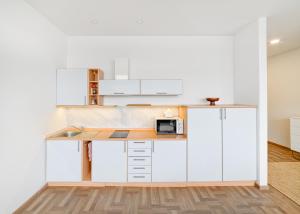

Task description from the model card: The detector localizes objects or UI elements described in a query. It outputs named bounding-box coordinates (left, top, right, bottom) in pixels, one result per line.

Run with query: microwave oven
left=155, top=117, right=184, bottom=135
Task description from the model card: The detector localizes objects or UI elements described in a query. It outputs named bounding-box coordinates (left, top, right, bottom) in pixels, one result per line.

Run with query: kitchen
left=46, top=64, right=257, bottom=186
left=2, top=0, right=284, bottom=213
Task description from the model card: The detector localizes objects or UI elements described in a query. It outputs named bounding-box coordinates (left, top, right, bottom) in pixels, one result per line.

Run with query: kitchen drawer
left=128, top=149, right=151, bottom=157
left=128, top=165, right=151, bottom=174
left=128, top=174, right=151, bottom=182
left=128, top=157, right=151, bottom=166
left=128, top=140, right=152, bottom=149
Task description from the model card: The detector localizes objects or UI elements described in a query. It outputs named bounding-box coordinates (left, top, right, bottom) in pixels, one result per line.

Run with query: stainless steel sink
left=56, top=131, right=82, bottom=137
left=110, top=130, right=129, bottom=138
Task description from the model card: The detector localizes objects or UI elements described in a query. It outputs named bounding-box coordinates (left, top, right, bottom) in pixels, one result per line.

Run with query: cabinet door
left=223, top=108, right=257, bottom=181
left=152, top=140, right=186, bottom=182
left=56, top=69, right=87, bottom=105
left=92, top=141, right=127, bottom=182
left=141, top=80, right=182, bottom=95
left=187, top=108, right=222, bottom=182
left=290, top=118, right=300, bottom=152
left=99, top=80, right=140, bottom=95
left=47, top=140, right=81, bottom=182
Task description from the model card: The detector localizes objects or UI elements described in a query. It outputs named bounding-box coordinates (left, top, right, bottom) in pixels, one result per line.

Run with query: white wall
left=268, top=48, right=300, bottom=148
left=234, top=18, right=268, bottom=187
left=67, top=36, right=234, bottom=105
left=0, top=1, right=67, bottom=213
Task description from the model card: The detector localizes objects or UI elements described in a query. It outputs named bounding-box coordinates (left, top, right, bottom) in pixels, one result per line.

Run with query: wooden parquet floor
left=17, top=186, right=300, bottom=214
left=268, top=143, right=300, bottom=162
left=268, top=142, right=300, bottom=206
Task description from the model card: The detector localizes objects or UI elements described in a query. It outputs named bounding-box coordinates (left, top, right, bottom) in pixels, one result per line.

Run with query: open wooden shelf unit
left=88, top=68, right=103, bottom=106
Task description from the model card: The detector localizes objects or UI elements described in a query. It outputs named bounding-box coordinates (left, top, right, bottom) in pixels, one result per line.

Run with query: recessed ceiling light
left=90, top=19, right=99, bottom=24
left=136, top=18, right=144, bottom=24
left=269, top=39, right=281, bottom=45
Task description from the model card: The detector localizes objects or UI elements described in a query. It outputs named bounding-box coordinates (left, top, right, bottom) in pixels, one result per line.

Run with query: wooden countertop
left=187, top=104, right=257, bottom=108
left=46, top=128, right=187, bottom=141
left=56, top=104, right=256, bottom=108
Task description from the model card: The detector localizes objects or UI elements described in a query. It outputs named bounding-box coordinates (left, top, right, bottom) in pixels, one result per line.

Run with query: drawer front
left=128, top=165, right=151, bottom=174
left=128, top=149, right=151, bottom=157
left=128, top=174, right=151, bottom=182
left=128, top=157, right=151, bottom=166
left=128, top=140, right=152, bottom=149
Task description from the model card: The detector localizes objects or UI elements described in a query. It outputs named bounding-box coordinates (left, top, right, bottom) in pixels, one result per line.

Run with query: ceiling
left=25, top=0, right=300, bottom=56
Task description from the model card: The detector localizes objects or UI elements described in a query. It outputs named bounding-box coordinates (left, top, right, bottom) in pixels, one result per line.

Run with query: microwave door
left=157, top=120, right=176, bottom=134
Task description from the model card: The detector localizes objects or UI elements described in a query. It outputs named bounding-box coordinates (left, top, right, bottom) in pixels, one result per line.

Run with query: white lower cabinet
left=187, top=107, right=257, bottom=182
left=222, top=108, right=257, bottom=181
left=47, top=140, right=82, bottom=182
left=187, top=108, right=222, bottom=182
left=152, top=140, right=186, bottom=182
left=92, top=141, right=127, bottom=182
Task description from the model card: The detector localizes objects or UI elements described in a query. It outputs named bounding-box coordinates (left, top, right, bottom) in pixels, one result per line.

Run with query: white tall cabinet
left=152, top=140, right=186, bottom=182
left=187, top=107, right=256, bottom=182
left=222, top=108, right=257, bottom=181
left=188, top=108, right=223, bottom=181
left=47, top=140, right=82, bottom=182
left=56, top=68, right=88, bottom=105
left=92, top=140, right=127, bottom=182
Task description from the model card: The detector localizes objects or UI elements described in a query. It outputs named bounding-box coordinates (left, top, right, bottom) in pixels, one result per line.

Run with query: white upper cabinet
left=187, top=108, right=223, bottom=182
left=152, top=140, right=186, bottom=182
left=141, top=80, right=183, bottom=95
left=47, top=140, right=82, bottom=182
left=56, top=69, right=87, bottom=105
left=99, top=80, right=140, bottom=95
left=92, top=140, right=127, bottom=182
left=222, top=108, right=257, bottom=181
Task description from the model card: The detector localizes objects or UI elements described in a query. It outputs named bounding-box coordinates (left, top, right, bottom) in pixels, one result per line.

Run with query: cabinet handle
left=220, top=109, right=223, bottom=120
left=152, top=141, right=154, bottom=153
left=156, top=92, right=167, bottom=95
left=134, top=150, right=145, bottom=152
left=224, top=109, right=227, bottom=120
left=133, top=167, right=145, bottom=170
left=133, top=141, right=145, bottom=144
left=84, top=96, right=87, bottom=105
left=124, top=142, right=127, bottom=153
left=133, top=176, right=145, bottom=178
left=133, top=158, right=145, bottom=161
left=77, top=141, right=80, bottom=152
left=114, top=92, right=125, bottom=95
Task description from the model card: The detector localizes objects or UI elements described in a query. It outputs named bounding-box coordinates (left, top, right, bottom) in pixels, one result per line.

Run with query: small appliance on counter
left=155, top=117, right=184, bottom=135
